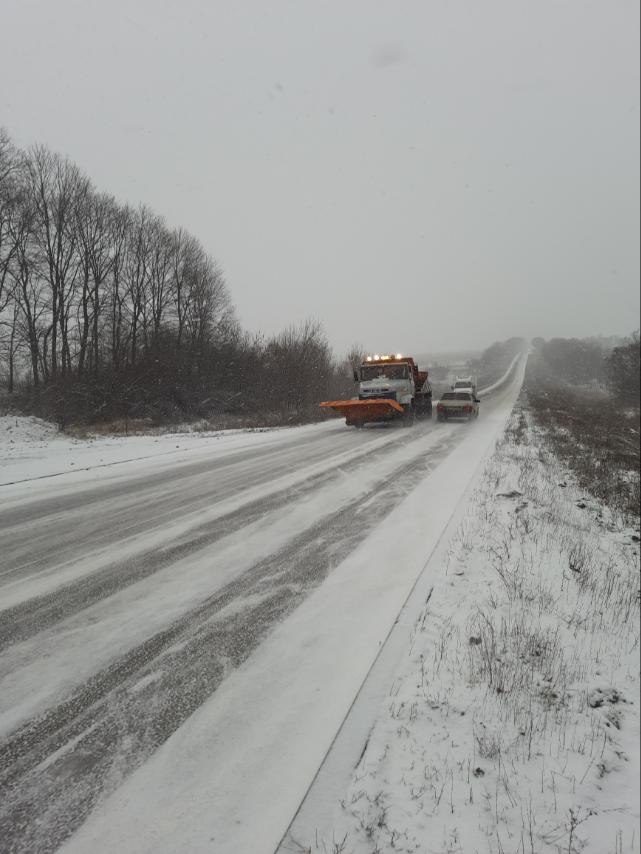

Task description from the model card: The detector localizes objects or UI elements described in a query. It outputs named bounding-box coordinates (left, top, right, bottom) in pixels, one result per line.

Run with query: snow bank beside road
left=0, top=414, right=60, bottom=446
left=0, top=414, right=331, bottom=487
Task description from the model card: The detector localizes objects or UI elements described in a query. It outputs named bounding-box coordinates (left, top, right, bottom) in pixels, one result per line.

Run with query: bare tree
left=606, top=331, right=640, bottom=404
left=169, top=228, right=199, bottom=358
left=147, top=215, right=174, bottom=350
left=107, top=203, right=131, bottom=371
left=75, top=191, right=121, bottom=376
left=0, top=128, right=20, bottom=314
left=122, top=205, right=153, bottom=367
left=24, top=146, right=89, bottom=379
left=263, top=319, right=333, bottom=413
left=184, top=254, right=220, bottom=375
left=6, top=195, right=48, bottom=387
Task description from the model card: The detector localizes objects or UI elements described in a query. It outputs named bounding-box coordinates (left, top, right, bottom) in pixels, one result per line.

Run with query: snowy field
left=8, top=354, right=636, bottom=854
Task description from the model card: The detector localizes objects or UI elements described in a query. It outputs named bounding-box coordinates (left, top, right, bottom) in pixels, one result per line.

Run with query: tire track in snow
left=0, top=424, right=426, bottom=650
left=0, top=427, right=391, bottom=581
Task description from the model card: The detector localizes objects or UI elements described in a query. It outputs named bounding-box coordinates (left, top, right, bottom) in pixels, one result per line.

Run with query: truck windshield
left=360, top=364, right=408, bottom=381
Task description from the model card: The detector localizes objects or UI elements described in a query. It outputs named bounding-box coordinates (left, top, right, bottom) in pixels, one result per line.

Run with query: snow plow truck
left=320, top=354, right=432, bottom=428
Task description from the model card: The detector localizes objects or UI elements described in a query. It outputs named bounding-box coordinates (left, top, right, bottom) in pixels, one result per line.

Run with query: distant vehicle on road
left=451, top=375, right=477, bottom=395
left=436, top=391, right=480, bottom=422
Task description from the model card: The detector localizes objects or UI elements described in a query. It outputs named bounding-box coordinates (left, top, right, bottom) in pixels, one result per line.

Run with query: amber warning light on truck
left=365, top=353, right=403, bottom=362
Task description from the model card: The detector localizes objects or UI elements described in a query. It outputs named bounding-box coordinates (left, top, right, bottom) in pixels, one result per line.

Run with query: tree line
left=470, top=337, right=526, bottom=388
left=532, top=334, right=640, bottom=404
left=0, top=129, right=357, bottom=425
left=470, top=334, right=640, bottom=407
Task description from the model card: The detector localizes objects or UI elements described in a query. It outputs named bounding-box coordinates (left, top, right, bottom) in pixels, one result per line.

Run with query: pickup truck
left=436, top=390, right=480, bottom=422
left=451, top=376, right=477, bottom=395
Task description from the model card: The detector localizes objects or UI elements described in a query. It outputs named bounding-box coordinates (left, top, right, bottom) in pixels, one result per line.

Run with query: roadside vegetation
left=524, top=336, right=640, bottom=519
left=313, top=392, right=639, bottom=854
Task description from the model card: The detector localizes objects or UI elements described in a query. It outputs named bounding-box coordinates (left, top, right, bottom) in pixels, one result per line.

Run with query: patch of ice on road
left=34, top=719, right=101, bottom=773
left=128, top=672, right=163, bottom=695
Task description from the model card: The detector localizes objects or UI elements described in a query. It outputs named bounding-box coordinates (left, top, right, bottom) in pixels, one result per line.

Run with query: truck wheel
left=402, top=404, right=416, bottom=427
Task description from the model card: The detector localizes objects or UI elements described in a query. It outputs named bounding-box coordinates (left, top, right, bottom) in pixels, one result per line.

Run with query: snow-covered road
left=0, top=358, right=525, bottom=853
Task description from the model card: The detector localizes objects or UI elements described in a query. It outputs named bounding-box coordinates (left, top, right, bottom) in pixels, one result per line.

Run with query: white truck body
left=451, top=375, right=477, bottom=395
left=358, top=375, right=414, bottom=407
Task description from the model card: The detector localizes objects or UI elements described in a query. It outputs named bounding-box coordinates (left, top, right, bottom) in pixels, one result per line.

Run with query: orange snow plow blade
left=320, top=398, right=404, bottom=425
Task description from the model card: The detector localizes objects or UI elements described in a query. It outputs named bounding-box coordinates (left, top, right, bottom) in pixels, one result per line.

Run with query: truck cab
left=357, top=358, right=415, bottom=407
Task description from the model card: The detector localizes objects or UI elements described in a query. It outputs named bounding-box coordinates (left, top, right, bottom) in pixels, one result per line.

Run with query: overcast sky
left=2, top=0, right=639, bottom=355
